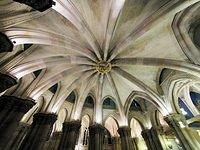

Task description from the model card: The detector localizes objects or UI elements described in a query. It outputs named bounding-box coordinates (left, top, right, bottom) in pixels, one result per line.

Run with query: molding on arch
left=102, top=95, right=117, bottom=104
left=80, top=114, right=92, bottom=125
left=172, top=2, right=200, bottom=65
left=129, top=115, right=146, bottom=130
left=124, top=91, right=167, bottom=117
left=103, top=115, right=120, bottom=128
left=83, top=92, right=95, bottom=108
left=101, top=95, right=117, bottom=109
left=161, top=72, right=200, bottom=114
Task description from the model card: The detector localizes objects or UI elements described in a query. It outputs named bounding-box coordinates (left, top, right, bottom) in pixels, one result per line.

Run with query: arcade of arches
left=0, top=0, right=200, bottom=150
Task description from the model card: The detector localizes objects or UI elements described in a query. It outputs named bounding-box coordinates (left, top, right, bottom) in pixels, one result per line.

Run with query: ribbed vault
left=0, top=0, right=200, bottom=125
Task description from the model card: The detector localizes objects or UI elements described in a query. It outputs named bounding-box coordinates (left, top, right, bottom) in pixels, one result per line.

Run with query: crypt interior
left=0, top=0, right=200, bottom=150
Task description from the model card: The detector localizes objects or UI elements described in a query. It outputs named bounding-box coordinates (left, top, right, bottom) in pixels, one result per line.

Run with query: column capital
left=0, top=95, right=35, bottom=113
left=117, top=126, right=131, bottom=137
left=112, top=137, right=120, bottom=144
left=33, top=113, right=57, bottom=125
left=142, top=126, right=164, bottom=135
left=62, top=120, right=81, bottom=132
left=141, top=128, right=150, bottom=134
left=89, top=124, right=105, bottom=135
left=0, top=32, right=13, bottom=53
left=0, top=73, right=17, bottom=93
left=164, top=113, right=187, bottom=127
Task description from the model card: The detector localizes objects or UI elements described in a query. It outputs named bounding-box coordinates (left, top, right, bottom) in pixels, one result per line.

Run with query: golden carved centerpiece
left=96, top=61, right=112, bottom=74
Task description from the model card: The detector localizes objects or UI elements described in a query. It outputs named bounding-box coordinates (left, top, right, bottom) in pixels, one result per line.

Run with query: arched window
left=33, top=69, right=42, bottom=78
left=55, top=108, right=68, bottom=132
left=103, top=98, right=116, bottom=109
left=49, top=83, right=58, bottom=94
left=83, top=95, right=94, bottom=108
left=76, top=115, right=90, bottom=149
left=190, top=92, right=200, bottom=110
left=130, top=118, right=147, bottom=149
left=178, top=98, right=194, bottom=119
left=104, top=117, right=119, bottom=137
left=130, top=100, right=142, bottom=111
left=157, top=111, right=170, bottom=133
left=104, top=117, right=119, bottom=149
left=66, top=91, right=76, bottom=103
left=130, top=118, right=142, bottom=138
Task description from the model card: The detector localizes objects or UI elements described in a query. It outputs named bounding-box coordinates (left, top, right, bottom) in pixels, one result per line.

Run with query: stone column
left=131, top=137, right=139, bottom=150
left=46, top=132, right=62, bottom=150
left=164, top=114, right=200, bottom=150
left=0, top=96, right=35, bottom=148
left=112, top=137, right=121, bottom=150
left=19, top=113, right=57, bottom=150
left=58, top=121, right=81, bottom=150
left=0, top=32, right=13, bottom=53
left=141, top=127, right=163, bottom=150
left=5, top=123, right=30, bottom=150
left=88, top=124, right=105, bottom=150
left=0, top=73, right=17, bottom=93
left=117, top=127, right=137, bottom=150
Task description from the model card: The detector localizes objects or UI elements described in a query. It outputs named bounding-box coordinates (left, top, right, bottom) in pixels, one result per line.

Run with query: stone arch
left=130, top=117, right=143, bottom=138
left=104, top=116, right=119, bottom=137
left=162, top=73, right=200, bottom=114
left=54, top=108, right=68, bottom=132
left=189, top=91, right=200, bottom=110
left=124, top=91, right=167, bottom=117
left=49, top=83, right=58, bottom=94
left=178, top=98, right=194, bottom=120
left=156, top=68, right=174, bottom=95
left=66, top=90, right=77, bottom=103
left=172, top=2, right=200, bottom=65
left=151, top=110, right=169, bottom=130
left=83, top=93, right=95, bottom=108
left=76, top=114, right=91, bottom=148
left=102, top=95, right=117, bottom=110
left=21, top=96, right=45, bottom=124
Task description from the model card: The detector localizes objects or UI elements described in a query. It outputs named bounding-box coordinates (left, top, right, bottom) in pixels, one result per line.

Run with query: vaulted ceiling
left=0, top=0, right=199, bottom=120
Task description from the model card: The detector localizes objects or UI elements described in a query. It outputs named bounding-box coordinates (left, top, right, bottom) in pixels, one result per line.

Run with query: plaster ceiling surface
left=0, top=0, right=198, bottom=113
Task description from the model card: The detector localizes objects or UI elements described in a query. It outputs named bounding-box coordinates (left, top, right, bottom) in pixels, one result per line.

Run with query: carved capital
left=164, top=113, right=187, bottom=127
left=117, top=126, right=131, bottom=137
left=89, top=124, right=105, bottom=135
left=33, top=113, right=57, bottom=125
left=62, top=121, right=81, bottom=133
left=0, top=96, right=35, bottom=113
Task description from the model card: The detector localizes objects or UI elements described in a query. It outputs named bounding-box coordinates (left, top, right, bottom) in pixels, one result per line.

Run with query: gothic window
left=103, top=98, right=116, bottom=109
left=190, top=92, right=200, bottom=111
left=130, top=100, right=142, bottom=111
left=49, top=83, right=58, bottom=94
left=178, top=98, right=194, bottom=119
left=33, top=69, right=42, bottom=78
left=66, top=91, right=76, bottom=103
left=83, top=96, right=94, bottom=108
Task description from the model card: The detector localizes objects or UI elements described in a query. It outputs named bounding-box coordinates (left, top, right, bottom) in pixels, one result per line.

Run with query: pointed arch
left=125, top=91, right=166, bottom=117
